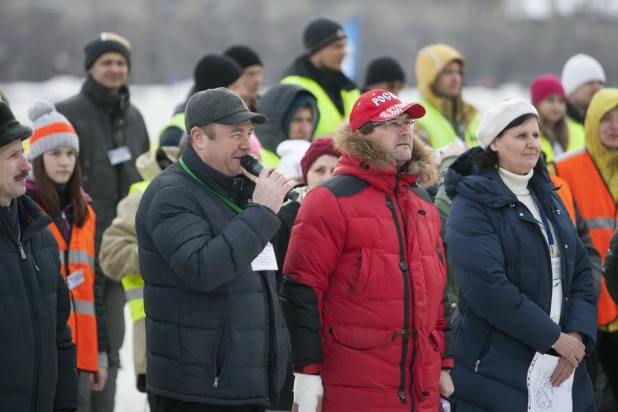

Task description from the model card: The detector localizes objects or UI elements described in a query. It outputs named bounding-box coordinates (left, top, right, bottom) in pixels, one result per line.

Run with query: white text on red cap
left=371, top=91, right=399, bottom=107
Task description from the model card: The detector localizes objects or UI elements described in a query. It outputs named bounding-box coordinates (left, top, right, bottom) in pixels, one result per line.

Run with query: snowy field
left=0, top=77, right=530, bottom=411
left=2, top=76, right=530, bottom=146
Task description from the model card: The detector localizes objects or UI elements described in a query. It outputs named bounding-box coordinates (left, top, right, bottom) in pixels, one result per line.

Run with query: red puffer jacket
left=280, top=131, right=453, bottom=412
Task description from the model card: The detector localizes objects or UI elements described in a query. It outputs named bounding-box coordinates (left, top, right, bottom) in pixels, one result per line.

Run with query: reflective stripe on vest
left=261, top=149, right=280, bottom=168
left=121, top=274, right=146, bottom=322
left=417, top=99, right=481, bottom=149
left=160, top=112, right=186, bottom=138
left=124, top=181, right=150, bottom=323
left=555, top=150, right=618, bottom=326
left=281, top=75, right=360, bottom=137
left=540, top=121, right=586, bottom=164
left=71, top=298, right=96, bottom=316
left=43, top=203, right=99, bottom=372
left=59, top=249, right=95, bottom=267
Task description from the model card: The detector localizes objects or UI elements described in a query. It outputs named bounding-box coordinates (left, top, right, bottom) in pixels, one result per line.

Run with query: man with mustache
left=0, top=101, right=78, bottom=411
left=280, top=90, right=454, bottom=412
left=56, top=32, right=150, bottom=412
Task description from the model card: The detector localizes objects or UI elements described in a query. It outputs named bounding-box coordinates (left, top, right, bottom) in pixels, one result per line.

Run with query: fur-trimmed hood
left=333, top=125, right=439, bottom=188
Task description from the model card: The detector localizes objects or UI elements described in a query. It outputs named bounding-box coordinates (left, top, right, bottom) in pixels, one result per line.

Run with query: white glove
left=293, top=373, right=324, bottom=412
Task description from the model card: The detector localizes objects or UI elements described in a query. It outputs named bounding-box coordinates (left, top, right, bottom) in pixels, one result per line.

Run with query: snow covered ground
left=0, top=77, right=531, bottom=410
left=2, top=76, right=529, bottom=145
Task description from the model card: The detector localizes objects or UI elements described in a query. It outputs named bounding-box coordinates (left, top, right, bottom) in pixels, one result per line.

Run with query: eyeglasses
left=373, top=119, right=417, bottom=132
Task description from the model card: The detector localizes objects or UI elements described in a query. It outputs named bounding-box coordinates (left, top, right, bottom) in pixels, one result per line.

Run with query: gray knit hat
left=185, top=87, right=267, bottom=131
left=27, top=101, right=80, bottom=160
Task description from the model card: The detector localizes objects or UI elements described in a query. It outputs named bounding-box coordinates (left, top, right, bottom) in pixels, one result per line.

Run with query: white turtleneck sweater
left=498, top=167, right=562, bottom=324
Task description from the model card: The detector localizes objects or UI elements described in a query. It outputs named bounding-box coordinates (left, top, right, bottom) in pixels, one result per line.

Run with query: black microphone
left=241, top=155, right=299, bottom=201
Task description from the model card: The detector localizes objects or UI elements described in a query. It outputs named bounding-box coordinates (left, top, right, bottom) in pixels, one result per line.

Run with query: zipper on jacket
left=475, top=326, right=494, bottom=372
left=385, top=191, right=410, bottom=405
left=18, top=242, right=40, bottom=412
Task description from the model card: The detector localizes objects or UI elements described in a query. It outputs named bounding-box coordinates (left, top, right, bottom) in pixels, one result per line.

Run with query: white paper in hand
left=527, top=353, right=574, bottom=412
left=251, top=242, right=278, bottom=271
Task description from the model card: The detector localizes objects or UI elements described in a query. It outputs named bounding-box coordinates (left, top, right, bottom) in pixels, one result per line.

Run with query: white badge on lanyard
left=107, top=146, right=132, bottom=166
left=67, top=269, right=85, bottom=290
left=251, top=243, right=278, bottom=271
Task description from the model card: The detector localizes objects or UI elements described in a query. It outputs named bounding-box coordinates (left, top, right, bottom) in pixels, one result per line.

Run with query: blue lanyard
left=534, top=199, right=558, bottom=258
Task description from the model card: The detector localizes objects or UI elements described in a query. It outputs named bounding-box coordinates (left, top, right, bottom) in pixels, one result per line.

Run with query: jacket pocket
left=347, top=249, right=386, bottom=302
left=329, top=324, right=398, bottom=350
left=212, top=322, right=230, bottom=388
left=429, top=329, right=443, bottom=353
left=475, top=326, right=495, bottom=372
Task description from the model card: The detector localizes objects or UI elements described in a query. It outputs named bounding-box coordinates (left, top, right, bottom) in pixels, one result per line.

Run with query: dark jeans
left=155, top=394, right=266, bottom=412
left=590, top=330, right=618, bottom=411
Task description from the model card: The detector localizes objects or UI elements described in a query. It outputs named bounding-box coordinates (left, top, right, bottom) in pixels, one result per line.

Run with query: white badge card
left=108, top=146, right=133, bottom=166
left=67, top=269, right=85, bottom=290
left=550, top=257, right=563, bottom=320
left=251, top=242, right=278, bottom=271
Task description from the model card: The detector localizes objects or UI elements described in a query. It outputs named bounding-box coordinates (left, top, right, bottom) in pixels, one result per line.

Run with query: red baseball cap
left=349, top=89, right=426, bottom=132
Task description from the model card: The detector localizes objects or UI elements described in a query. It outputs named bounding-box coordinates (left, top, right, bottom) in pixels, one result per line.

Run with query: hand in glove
left=292, top=373, right=324, bottom=412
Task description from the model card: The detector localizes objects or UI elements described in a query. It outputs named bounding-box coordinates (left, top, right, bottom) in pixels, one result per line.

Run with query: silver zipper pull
left=19, top=243, right=26, bottom=260
left=213, top=377, right=219, bottom=388
left=475, top=360, right=480, bottom=372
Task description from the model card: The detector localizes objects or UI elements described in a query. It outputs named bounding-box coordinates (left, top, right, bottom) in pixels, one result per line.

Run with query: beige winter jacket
left=99, top=146, right=180, bottom=376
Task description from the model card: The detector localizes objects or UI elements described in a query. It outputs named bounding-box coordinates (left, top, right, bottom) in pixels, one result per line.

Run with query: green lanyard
left=178, top=156, right=243, bottom=214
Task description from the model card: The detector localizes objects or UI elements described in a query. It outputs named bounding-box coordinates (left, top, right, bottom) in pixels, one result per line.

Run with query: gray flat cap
left=184, top=87, right=267, bottom=131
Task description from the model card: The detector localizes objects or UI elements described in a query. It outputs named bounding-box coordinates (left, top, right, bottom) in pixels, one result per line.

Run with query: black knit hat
left=364, top=57, right=406, bottom=87
left=303, top=18, right=346, bottom=55
left=84, top=32, right=132, bottom=71
left=223, top=45, right=263, bottom=69
left=194, top=54, right=243, bottom=93
left=0, top=102, right=32, bottom=148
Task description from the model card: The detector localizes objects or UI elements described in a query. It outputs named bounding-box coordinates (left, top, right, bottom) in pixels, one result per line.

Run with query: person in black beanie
left=363, top=56, right=406, bottom=96
left=281, top=17, right=360, bottom=137
left=159, top=54, right=243, bottom=147
left=224, top=45, right=264, bottom=112
left=55, top=31, right=150, bottom=412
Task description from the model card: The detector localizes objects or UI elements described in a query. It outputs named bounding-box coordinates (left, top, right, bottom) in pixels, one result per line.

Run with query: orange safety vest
left=555, top=150, right=618, bottom=326
left=43, top=204, right=99, bottom=372
left=550, top=174, right=576, bottom=223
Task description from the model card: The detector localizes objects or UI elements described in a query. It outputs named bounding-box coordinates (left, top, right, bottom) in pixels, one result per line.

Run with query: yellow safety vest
left=281, top=75, right=360, bottom=137
left=121, top=180, right=151, bottom=323
left=160, top=112, right=186, bottom=139
left=261, top=149, right=280, bottom=168
left=540, top=120, right=586, bottom=164
left=417, top=99, right=481, bottom=149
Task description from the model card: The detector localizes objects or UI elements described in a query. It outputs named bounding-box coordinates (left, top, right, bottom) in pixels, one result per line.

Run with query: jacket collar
left=332, top=127, right=438, bottom=195
left=0, top=195, right=51, bottom=244
left=82, top=75, right=130, bottom=112
left=566, top=101, right=585, bottom=125
left=182, top=144, right=255, bottom=208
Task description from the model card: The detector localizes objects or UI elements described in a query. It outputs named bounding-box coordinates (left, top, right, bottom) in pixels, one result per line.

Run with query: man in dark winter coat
left=55, top=32, right=150, bottom=412
left=136, top=88, right=294, bottom=412
left=0, top=101, right=78, bottom=411
left=281, top=17, right=360, bottom=138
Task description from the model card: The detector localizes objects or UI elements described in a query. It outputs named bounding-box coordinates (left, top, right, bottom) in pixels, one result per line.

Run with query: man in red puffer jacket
left=280, top=90, right=454, bottom=412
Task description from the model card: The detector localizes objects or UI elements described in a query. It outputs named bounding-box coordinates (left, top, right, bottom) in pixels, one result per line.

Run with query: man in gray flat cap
left=136, top=88, right=294, bottom=412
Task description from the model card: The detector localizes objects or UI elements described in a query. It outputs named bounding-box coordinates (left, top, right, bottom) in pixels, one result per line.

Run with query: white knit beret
left=477, top=98, right=538, bottom=150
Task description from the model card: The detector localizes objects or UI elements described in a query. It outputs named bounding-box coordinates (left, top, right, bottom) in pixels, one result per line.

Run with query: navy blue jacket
left=445, top=148, right=597, bottom=412
left=136, top=145, right=290, bottom=406
left=0, top=196, right=78, bottom=411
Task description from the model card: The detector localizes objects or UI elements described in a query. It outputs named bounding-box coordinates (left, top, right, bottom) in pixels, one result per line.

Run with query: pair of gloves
left=293, top=373, right=324, bottom=412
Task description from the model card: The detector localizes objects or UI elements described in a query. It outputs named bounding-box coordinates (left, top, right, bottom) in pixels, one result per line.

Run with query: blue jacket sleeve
left=145, top=186, right=281, bottom=292
left=566, top=234, right=598, bottom=354
left=446, top=197, right=561, bottom=354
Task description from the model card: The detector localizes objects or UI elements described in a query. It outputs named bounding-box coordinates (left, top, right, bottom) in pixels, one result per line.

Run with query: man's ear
left=190, top=127, right=204, bottom=146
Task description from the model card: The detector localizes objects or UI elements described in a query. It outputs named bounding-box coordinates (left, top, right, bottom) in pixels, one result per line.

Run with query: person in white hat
left=444, top=98, right=597, bottom=411
left=562, top=54, right=606, bottom=143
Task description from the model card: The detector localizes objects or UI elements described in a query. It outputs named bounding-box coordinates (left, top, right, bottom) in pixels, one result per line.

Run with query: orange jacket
left=556, top=150, right=618, bottom=326
left=550, top=174, right=576, bottom=223
left=46, top=204, right=99, bottom=372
